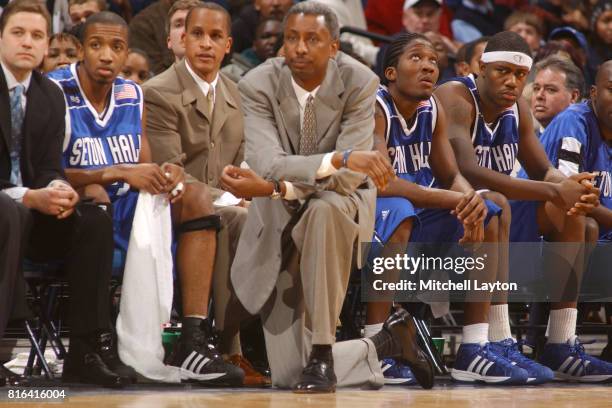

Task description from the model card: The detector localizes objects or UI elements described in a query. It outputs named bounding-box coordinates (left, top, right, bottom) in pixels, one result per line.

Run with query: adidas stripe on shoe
left=381, top=358, right=417, bottom=385
left=451, top=343, right=528, bottom=384
left=539, top=337, right=612, bottom=383
left=489, top=338, right=554, bottom=385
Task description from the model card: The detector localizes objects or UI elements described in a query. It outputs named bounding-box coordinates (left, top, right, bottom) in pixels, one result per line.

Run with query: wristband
left=342, top=149, right=353, bottom=168
left=269, top=179, right=282, bottom=199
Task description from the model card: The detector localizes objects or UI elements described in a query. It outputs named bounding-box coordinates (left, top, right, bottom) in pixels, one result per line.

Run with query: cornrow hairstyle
left=381, top=32, right=432, bottom=85
left=484, top=30, right=532, bottom=57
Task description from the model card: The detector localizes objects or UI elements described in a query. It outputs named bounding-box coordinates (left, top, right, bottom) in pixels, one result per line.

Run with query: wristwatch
left=269, top=179, right=282, bottom=199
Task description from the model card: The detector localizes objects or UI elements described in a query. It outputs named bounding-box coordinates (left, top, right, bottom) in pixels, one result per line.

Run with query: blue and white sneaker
left=381, top=358, right=417, bottom=385
left=490, top=338, right=554, bottom=385
left=539, top=337, right=612, bottom=383
left=451, top=342, right=529, bottom=384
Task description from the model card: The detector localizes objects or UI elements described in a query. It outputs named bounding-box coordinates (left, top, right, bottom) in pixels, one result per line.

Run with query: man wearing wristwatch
left=220, top=1, right=437, bottom=394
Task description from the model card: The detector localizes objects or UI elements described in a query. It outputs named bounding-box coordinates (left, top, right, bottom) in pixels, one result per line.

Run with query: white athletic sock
left=462, top=323, right=489, bottom=344
left=364, top=323, right=384, bottom=338
left=547, top=308, right=577, bottom=344
left=488, top=304, right=513, bottom=342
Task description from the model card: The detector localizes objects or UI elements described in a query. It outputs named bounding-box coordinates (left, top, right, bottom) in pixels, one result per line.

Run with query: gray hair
left=534, top=56, right=585, bottom=98
left=282, top=1, right=340, bottom=40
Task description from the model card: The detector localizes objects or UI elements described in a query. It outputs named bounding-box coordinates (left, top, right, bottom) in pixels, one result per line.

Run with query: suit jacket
left=0, top=69, right=66, bottom=190
left=231, top=52, right=379, bottom=314
left=128, top=0, right=174, bottom=75
left=143, top=60, right=244, bottom=201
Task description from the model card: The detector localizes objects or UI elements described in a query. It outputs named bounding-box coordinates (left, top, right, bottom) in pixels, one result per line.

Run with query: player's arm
left=373, top=101, right=461, bottom=209
left=517, top=98, right=600, bottom=214
left=435, top=83, right=585, bottom=210
left=64, top=108, right=170, bottom=195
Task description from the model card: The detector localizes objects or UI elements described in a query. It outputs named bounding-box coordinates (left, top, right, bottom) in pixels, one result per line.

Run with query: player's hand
left=451, top=190, right=487, bottom=226
left=161, top=163, right=186, bottom=204
left=567, top=173, right=600, bottom=216
left=23, top=185, right=79, bottom=219
left=122, top=163, right=169, bottom=195
left=345, top=151, right=396, bottom=191
left=220, top=165, right=272, bottom=199
left=553, top=173, right=599, bottom=215
left=459, top=221, right=485, bottom=245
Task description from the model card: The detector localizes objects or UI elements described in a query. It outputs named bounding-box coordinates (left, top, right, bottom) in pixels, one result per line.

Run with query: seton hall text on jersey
left=389, top=142, right=431, bottom=174
left=474, top=142, right=518, bottom=173
left=594, top=170, right=612, bottom=198
left=69, top=134, right=142, bottom=167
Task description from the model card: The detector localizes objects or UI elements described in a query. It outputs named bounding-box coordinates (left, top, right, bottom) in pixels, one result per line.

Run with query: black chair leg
left=24, top=320, right=53, bottom=379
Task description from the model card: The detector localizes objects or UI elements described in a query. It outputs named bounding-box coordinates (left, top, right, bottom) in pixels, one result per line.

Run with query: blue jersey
left=48, top=63, right=143, bottom=200
left=376, top=85, right=437, bottom=188
left=540, top=101, right=612, bottom=216
left=451, top=75, right=520, bottom=175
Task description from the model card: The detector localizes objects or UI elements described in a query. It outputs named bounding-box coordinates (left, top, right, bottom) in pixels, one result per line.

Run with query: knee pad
left=176, top=214, right=221, bottom=234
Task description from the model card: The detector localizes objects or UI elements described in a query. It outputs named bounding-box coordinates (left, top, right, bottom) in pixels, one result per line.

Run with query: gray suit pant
left=261, top=191, right=383, bottom=389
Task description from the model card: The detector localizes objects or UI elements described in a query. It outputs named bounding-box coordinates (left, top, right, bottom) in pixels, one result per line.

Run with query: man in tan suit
left=142, top=2, right=267, bottom=386
left=221, top=1, right=435, bottom=393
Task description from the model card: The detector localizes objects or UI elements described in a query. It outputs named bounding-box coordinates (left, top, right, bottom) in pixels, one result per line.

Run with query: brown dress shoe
left=227, top=355, right=271, bottom=387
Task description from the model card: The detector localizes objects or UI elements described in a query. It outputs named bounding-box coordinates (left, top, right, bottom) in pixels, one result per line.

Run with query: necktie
left=9, top=84, right=25, bottom=186
left=299, top=94, right=316, bottom=155
left=207, top=88, right=214, bottom=117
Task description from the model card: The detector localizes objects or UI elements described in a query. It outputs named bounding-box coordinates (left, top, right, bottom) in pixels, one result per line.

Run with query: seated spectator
left=504, top=10, right=545, bottom=54
left=0, top=0, right=135, bottom=388
left=41, top=32, right=82, bottom=73
left=48, top=10, right=245, bottom=386
left=231, top=0, right=292, bottom=54
left=451, top=0, right=506, bottom=43
left=424, top=30, right=455, bottom=82
left=222, top=17, right=281, bottom=82
left=120, top=48, right=151, bottom=84
left=453, top=36, right=488, bottom=76
left=129, top=0, right=176, bottom=75
left=531, top=56, right=584, bottom=136
left=166, top=0, right=202, bottom=63
left=548, top=26, right=592, bottom=85
left=69, top=0, right=105, bottom=25
left=533, top=40, right=583, bottom=70
left=366, top=0, right=453, bottom=39
left=587, top=0, right=612, bottom=89
left=403, top=0, right=458, bottom=54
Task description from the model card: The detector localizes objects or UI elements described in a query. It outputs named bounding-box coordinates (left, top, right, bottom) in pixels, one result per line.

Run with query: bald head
left=596, top=60, right=612, bottom=85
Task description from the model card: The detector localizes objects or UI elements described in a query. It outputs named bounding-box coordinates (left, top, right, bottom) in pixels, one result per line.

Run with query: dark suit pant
left=25, top=201, right=115, bottom=337
left=0, top=193, right=31, bottom=339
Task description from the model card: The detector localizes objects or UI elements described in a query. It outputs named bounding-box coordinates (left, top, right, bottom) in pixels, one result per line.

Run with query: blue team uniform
left=450, top=75, right=544, bottom=242
left=539, top=102, right=612, bottom=242
left=48, top=63, right=143, bottom=252
left=373, top=85, right=500, bottom=244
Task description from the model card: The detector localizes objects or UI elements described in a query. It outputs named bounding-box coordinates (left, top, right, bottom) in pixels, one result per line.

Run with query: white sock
left=547, top=308, right=577, bottom=344
left=462, top=323, right=489, bottom=344
left=364, top=323, right=384, bottom=338
left=488, top=304, right=513, bottom=342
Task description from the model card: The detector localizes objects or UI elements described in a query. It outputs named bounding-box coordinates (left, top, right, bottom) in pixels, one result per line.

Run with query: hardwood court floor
left=2, top=380, right=612, bottom=408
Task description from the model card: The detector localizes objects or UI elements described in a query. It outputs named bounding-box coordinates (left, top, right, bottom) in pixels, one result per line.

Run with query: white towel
left=116, top=192, right=181, bottom=382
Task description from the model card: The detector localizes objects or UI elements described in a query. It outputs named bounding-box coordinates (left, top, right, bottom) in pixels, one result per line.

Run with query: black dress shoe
left=379, top=308, right=435, bottom=389
left=63, top=352, right=130, bottom=388
left=293, top=356, right=337, bottom=393
left=1, top=365, right=24, bottom=387
left=95, top=333, right=138, bottom=383
left=601, top=343, right=612, bottom=363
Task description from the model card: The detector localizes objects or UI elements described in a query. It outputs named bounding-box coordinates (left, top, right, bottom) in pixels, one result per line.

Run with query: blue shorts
left=111, top=190, right=139, bottom=254
left=509, top=200, right=541, bottom=242
left=374, top=196, right=502, bottom=244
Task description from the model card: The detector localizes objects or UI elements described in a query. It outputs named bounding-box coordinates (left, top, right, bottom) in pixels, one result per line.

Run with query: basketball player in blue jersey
left=538, top=61, right=612, bottom=365
left=435, top=31, right=612, bottom=383
left=367, top=33, right=534, bottom=386
left=48, top=12, right=244, bottom=386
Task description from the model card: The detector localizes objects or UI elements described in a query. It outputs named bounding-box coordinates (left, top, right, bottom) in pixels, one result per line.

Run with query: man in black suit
left=0, top=0, right=134, bottom=387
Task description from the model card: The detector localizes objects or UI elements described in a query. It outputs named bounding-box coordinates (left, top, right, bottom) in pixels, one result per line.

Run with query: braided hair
left=381, top=32, right=432, bottom=85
